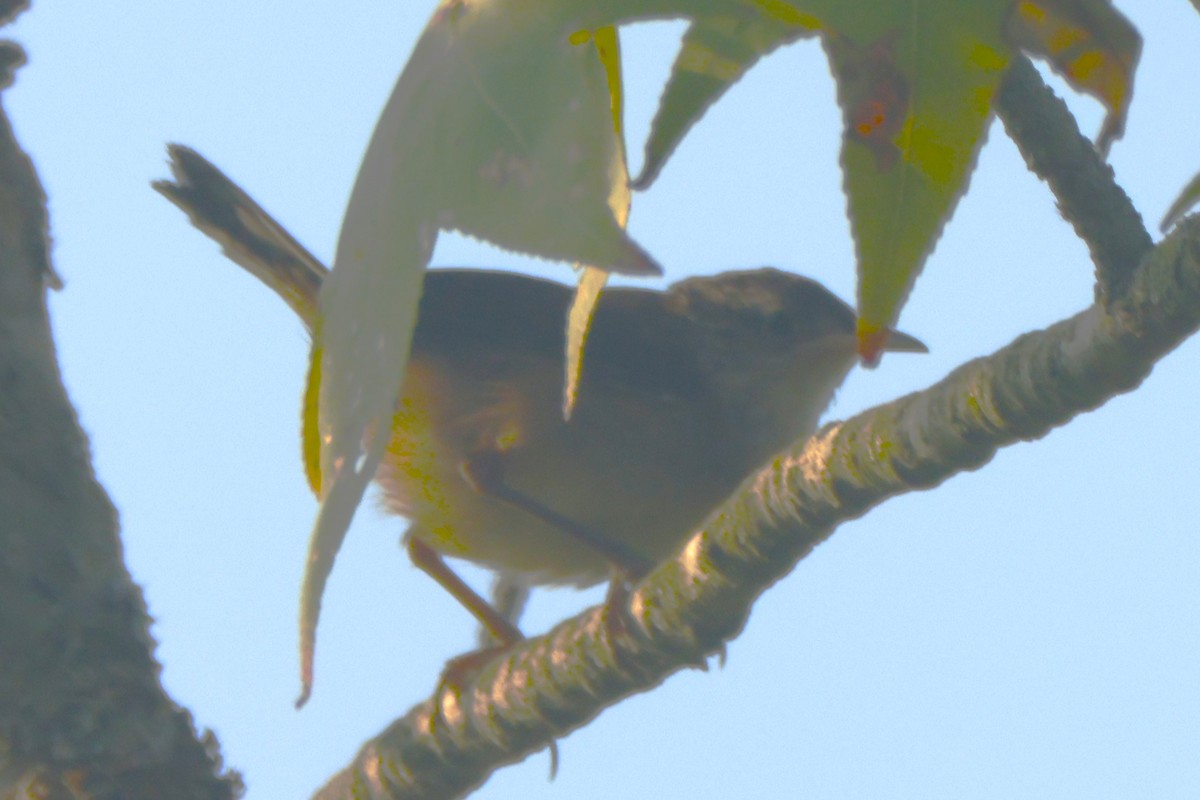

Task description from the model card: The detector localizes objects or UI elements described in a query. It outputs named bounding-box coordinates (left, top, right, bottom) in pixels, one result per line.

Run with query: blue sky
left=6, top=2, right=1199, bottom=797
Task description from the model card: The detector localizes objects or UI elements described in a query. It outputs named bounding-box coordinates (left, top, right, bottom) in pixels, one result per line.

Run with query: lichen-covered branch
left=996, top=56, right=1154, bottom=303
left=0, top=15, right=242, bottom=800
left=314, top=216, right=1200, bottom=800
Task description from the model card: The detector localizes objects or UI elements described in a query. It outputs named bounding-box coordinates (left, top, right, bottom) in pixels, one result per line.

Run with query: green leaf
left=633, top=0, right=1139, bottom=360
left=843, top=0, right=1138, bottom=356
left=633, top=6, right=818, bottom=189
left=1161, top=170, right=1200, bottom=233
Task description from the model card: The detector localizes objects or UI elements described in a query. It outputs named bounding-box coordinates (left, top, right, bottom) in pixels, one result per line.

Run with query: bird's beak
left=813, top=330, right=928, bottom=361
left=881, top=329, right=928, bottom=354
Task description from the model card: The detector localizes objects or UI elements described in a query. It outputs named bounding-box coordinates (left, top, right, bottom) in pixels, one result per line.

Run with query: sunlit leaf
left=565, top=265, right=610, bottom=419
left=566, top=25, right=624, bottom=420
left=297, top=3, right=670, bottom=704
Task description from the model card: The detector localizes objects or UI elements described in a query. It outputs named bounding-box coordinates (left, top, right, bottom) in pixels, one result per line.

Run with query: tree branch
left=0, top=16, right=242, bottom=800
left=996, top=56, right=1154, bottom=303
left=313, top=215, right=1200, bottom=799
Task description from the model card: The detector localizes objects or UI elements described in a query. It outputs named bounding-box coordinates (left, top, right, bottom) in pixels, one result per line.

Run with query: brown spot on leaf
left=825, top=30, right=910, bottom=171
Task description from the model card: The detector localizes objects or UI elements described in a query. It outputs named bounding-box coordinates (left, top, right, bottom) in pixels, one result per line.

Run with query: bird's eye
left=765, top=312, right=795, bottom=338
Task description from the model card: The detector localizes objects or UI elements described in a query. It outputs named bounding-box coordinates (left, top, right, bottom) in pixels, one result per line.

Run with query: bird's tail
left=153, top=144, right=327, bottom=331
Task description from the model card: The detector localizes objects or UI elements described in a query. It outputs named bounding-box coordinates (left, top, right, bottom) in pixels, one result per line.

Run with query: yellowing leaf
left=298, top=0, right=1142, bottom=703
left=822, top=2, right=1014, bottom=361
left=566, top=26, right=624, bottom=420
left=836, top=0, right=1137, bottom=356
left=1006, top=0, right=1140, bottom=154
left=302, top=338, right=323, bottom=495
left=631, top=0, right=1139, bottom=360
left=565, top=265, right=610, bottom=419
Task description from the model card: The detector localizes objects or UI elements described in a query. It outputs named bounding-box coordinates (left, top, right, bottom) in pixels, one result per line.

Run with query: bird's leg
left=479, top=575, right=530, bottom=648
left=460, top=454, right=723, bottom=673
left=407, top=536, right=561, bottom=775
left=406, top=536, right=525, bottom=685
left=460, top=451, right=654, bottom=657
left=460, top=450, right=654, bottom=577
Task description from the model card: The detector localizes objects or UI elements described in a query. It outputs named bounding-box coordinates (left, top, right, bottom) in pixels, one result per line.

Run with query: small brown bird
left=155, top=145, right=925, bottom=702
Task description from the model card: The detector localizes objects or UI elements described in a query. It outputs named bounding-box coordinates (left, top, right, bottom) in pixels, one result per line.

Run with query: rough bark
left=0, top=11, right=242, bottom=800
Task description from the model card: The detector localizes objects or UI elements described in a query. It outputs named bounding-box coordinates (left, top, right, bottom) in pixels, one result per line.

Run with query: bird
left=155, top=144, right=926, bottom=700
